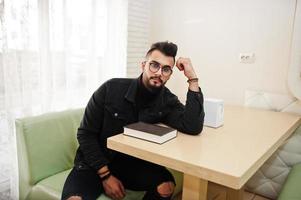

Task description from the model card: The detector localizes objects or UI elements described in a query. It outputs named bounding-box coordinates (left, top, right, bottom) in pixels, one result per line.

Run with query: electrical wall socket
left=239, top=53, right=255, bottom=64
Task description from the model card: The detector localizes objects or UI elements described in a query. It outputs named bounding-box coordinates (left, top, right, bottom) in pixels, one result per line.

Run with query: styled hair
left=146, top=41, right=178, bottom=62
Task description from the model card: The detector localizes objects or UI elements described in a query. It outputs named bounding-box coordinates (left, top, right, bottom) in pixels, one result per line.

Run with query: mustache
left=150, top=76, right=163, bottom=83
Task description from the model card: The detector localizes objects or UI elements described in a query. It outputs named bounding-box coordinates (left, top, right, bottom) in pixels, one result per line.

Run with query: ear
left=141, top=61, right=146, bottom=71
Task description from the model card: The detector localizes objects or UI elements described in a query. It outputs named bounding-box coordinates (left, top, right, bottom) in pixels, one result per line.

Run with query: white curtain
left=0, top=0, right=128, bottom=198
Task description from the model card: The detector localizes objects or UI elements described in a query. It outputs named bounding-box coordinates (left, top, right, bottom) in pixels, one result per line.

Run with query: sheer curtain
left=0, top=0, right=127, bottom=198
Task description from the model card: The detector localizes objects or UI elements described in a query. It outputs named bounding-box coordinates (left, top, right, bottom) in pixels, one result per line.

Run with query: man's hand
left=176, top=57, right=199, bottom=92
left=176, top=57, right=197, bottom=79
left=102, top=175, right=125, bottom=200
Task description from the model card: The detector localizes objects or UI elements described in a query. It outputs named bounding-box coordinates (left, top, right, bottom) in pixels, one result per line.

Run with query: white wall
left=150, top=0, right=296, bottom=105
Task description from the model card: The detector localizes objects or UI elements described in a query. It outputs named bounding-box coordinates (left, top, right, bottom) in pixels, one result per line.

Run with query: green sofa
left=15, top=108, right=183, bottom=200
left=277, top=163, right=301, bottom=200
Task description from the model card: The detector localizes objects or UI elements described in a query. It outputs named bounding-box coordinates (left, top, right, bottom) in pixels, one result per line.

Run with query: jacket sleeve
left=77, top=83, right=109, bottom=171
left=162, top=88, right=205, bottom=135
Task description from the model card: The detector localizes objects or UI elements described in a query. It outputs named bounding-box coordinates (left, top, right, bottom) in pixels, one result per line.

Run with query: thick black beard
left=139, top=73, right=164, bottom=94
left=147, top=84, right=163, bottom=94
left=146, top=77, right=165, bottom=94
left=141, top=77, right=163, bottom=94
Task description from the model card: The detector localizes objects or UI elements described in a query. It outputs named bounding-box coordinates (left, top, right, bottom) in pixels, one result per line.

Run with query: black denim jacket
left=74, top=77, right=205, bottom=171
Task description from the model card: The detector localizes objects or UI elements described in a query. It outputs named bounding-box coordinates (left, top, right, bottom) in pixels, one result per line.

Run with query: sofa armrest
left=278, top=163, right=301, bottom=200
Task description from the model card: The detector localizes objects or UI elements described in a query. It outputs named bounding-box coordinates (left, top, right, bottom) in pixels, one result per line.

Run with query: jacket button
left=158, top=111, right=162, bottom=115
left=114, top=113, right=118, bottom=117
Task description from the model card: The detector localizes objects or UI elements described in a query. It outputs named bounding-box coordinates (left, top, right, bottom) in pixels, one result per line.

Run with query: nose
left=154, top=67, right=162, bottom=76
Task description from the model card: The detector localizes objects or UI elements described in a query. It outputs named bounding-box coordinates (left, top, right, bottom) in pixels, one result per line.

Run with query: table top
left=107, top=106, right=301, bottom=189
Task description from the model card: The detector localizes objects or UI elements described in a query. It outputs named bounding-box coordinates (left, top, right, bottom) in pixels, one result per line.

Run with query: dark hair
left=146, top=41, right=178, bottom=62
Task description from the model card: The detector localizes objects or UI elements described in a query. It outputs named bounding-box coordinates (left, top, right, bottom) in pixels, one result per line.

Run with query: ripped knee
left=66, top=196, right=82, bottom=200
left=157, top=181, right=175, bottom=197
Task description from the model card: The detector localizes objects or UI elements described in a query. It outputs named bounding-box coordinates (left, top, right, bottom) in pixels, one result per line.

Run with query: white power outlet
left=239, top=53, right=255, bottom=64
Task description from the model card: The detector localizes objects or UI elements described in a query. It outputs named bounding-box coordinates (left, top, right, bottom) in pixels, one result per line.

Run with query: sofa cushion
left=246, top=125, right=301, bottom=199
left=18, top=109, right=84, bottom=185
left=28, top=169, right=71, bottom=200
left=244, top=91, right=301, bottom=199
left=278, top=163, right=301, bottom=200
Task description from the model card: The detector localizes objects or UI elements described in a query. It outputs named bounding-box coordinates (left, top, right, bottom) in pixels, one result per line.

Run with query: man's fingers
left=116, top=184, right=125, bottom=199
left=177, top=63, right=184, bottom=71
left=176, top=57, right=186, bottom=71
left=118, top=181, right=126, bottom=196
left=113, top=188, right=124, bottom=200
left=111, top=182, right=125, bottom=199
left=176, top=59, right=184, bottom=71
left=106, top=192, right=114, bottom=199
left=102, top=175, right=125, bottom=200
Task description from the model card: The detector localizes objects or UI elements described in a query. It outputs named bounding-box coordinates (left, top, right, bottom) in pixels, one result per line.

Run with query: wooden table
left=107, top=106, right=301, bottom=200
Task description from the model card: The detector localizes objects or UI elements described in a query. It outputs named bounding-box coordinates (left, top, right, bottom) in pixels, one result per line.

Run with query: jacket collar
left=124, top=78, right=139, bottom=103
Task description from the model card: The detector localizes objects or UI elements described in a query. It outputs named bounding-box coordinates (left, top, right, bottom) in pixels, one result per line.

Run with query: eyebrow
left=150, top=60, right=172, bottom=68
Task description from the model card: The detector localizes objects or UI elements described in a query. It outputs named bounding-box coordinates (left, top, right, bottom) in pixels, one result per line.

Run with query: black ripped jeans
left=61, top=153, right=175, bottom=200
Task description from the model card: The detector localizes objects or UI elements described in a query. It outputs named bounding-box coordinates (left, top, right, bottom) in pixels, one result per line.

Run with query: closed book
left=123, top=122, right=177, bottom=144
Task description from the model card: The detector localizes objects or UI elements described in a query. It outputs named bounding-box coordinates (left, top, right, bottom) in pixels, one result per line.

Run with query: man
left=62, top=41, right=204, bottom=200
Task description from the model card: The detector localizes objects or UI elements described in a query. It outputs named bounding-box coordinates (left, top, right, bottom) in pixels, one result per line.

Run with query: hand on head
left=176, top=57, right=197, bottom=79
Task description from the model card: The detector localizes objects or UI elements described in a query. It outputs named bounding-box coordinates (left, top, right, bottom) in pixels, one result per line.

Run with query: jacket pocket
left=103, top=105, right=128, bottom=136
left=105, top=105, right=128, bottom=121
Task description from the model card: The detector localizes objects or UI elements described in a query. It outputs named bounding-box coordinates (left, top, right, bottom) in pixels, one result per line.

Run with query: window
left=0, top=0, right=127, bottom=197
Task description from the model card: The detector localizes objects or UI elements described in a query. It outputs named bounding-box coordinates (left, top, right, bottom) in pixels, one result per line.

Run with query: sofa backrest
left=16, top=108, right=84, bottom=188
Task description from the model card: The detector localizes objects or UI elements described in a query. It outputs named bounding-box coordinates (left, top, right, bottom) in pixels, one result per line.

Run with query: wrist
left=187, top=77, right=198, bottom=83
left=188, top=81, right=200, bottom=92
left=97, top=166, right=110, bottom=177
left=186, top=71, right=197, bottom=80
left=100, top=172, right=112, bottom=182
left=98, top=166, right=109, bottom=173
